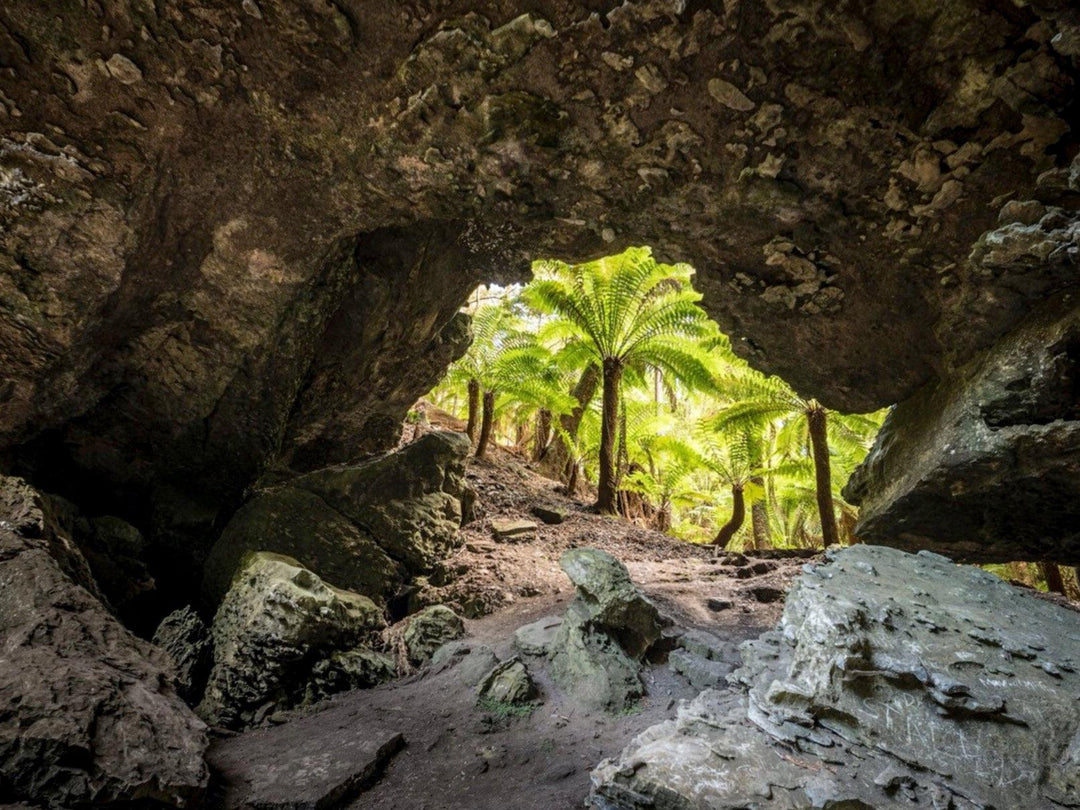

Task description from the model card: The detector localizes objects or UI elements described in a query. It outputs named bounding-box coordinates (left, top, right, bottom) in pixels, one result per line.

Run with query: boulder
left=476, top=657, right=537, bottom=705
left=591, top=545, right=1080, bottom=809
left=490, top=518, right=538, bottom=542
left=846, top=299, right=1080, bottom=563
left=203, top=431, right=471, bottom=603
left=558, top=548, right=664, bottom=658
left=305, top=650, right=398, bottom=705
left=402, top=605, right=466, bottom=666
left=549, top=549, right=664, bottom=711
left=0, top=476, right=208, bottom=808
left=198, top=552, right=385, bottom=730
left=152, top=606, right=213, bottom=705
left=513, top=615, right=563, bottom=656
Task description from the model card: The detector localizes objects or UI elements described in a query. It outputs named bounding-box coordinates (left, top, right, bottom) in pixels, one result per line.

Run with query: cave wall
left=0, top=0, right=1077, bottom=568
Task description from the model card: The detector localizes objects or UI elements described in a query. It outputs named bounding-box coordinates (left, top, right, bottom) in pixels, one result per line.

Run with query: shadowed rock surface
left=0, top=0, right=1077, bottom=576
left=590, top=545, right=1080, bottom=809
left=0, top=476, right=209, bottom=808
left=202, top=431, right=472, bottom=604
left=847, top=297, right=1080, bottom=562
left=153, top=605, right=214, bottom=706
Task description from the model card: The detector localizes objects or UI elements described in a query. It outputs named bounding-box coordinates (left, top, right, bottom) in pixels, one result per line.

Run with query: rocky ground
left=203, top=423, right=811, bottom=810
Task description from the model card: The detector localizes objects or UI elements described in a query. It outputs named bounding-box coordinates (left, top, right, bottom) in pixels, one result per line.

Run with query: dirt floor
left=213, top=416, right=815, bottom=810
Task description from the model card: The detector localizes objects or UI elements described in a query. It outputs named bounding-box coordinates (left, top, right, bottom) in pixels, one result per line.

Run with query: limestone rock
left=208, top=716, right=404, bottom=810
left=591, top=545, right=1080, bottom=809
left=152, top=606, right=213, bottom=705
left=0, top=476, right=208, bottom=808
left=198, top=552, right=384, bottom=730
left=431, top=641, right=501, bottom=687
left=846, top=299, right=1080, bottom=562
left=513, top=615, right=563, bottom=656
left=667, top=649, right=735, bottom=691
left=490, top=518, right=538, bottom=542
left=558, top=548, right=664, bottom=658
left=305, top=650, right=398, bottom=705
left=402, top=605, right=465, bottom=666
left=476, top=657, right=537, bottom=705
left=550, top=549, right=664, bottom=711
left=203, top=431, right=471, bottom=603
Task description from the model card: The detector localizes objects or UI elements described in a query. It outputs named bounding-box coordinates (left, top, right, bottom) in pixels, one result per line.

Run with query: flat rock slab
left=490, top=518, right=538, bottom=542
left=668, top=649, right=735, bottom=691
left=208, top=717, right=403, bottom=809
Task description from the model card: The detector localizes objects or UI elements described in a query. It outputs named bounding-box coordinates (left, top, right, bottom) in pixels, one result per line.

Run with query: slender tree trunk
left=806, top=404, right=839, bottom=548
left=565, top=461, right=579, bottom=495
left=475, top=390, right=496, bottom=458
left=750, top=476, right=771, bottom=550
left=544, top=364, right=599, bottom=476
left=466, top=379, right=480, bottom=443
left=712, top=485, right=745, bottom=548
left=533, top=408, right=552, bottom=462
left=1040, top=561, right=1067, bottom=596
left=596, top=358, right=622, bottom=514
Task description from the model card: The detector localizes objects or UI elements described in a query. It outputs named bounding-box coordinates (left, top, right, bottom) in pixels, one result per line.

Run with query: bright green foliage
left=526, top=247, right=717, bottom=512
left=429, top=250, right=885, bottom=548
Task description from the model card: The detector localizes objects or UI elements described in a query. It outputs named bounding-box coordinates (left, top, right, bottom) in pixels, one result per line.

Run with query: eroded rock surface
left=847, top=298, right=1080, bottom=563
left=152, top=605, right=213, bottom=706
left=203, top=430, right=471, bottom=604
left=0, top=476, right=208, bottom=808
left=550, top=548, right=665, bottom=711
left=403, top=604, right=466, bottom=667
left=198, top=552, right=385, bottom=730
left=591, top=545, right=1080, bottom=809
left=1, top=0, right=1077, bottom=573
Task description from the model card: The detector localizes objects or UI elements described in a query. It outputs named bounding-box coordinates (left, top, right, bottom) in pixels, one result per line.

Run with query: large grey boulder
left=198, top=552, right=385, bottom=730
left=550, top=548, right=665, bottom=711
left=152, top=605, right=213, bottom=705
left=0, top=476, right=208, bottom=808
left=846, top=298, right=1080, bottom=563
left=202, top=431, right=471, bottom=604
left=591, top=545, right=1080, bottom=809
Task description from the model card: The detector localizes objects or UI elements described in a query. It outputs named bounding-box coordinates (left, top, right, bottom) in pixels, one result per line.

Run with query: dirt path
left=211, top=427, right=813, bottom=809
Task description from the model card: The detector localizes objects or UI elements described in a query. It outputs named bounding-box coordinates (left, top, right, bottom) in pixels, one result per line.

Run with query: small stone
left=707, top=78, right=755, bottom=111
left=531, top=504, right=567, bottom=525
left=105, top=54, right=143, bottom=84
left=490, top=518, right=538, bottom=542
left=476, top=657, right=537, bottom=705
left=706, top=597, right=733, bottom=612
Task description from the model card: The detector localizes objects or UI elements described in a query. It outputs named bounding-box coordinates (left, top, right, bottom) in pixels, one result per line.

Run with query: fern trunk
left=466, top=378, right=480, bottom=443
left=807, top=405, right=839, bottom=548
left=750, top=475, right=771, bottom=550
left=596, top=358, right=623, bottom=514
left=476, top=390, right=496, bottom=458
left=713, top=485, right=745, bottom=549
left=533, top=408, right=552, bottom=462
left=1040, top=561, right=1067, bottom=595
left=544, top=364, right=599, bottom=477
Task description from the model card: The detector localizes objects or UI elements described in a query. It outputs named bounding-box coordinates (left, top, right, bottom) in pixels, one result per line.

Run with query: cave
left=1, top=0, right=1078, bottom=808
